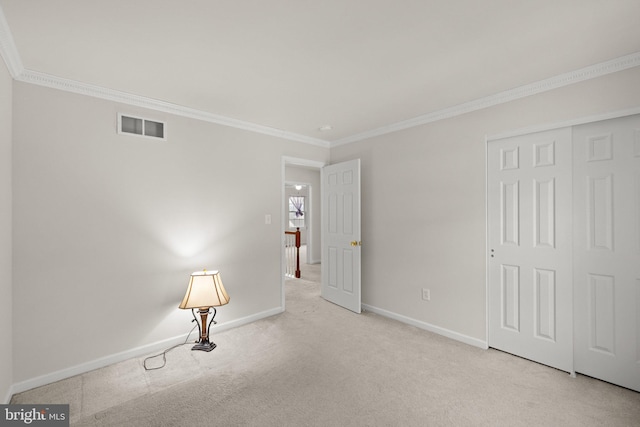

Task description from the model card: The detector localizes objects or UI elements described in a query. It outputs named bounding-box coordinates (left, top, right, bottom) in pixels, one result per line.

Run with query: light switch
left=265, top=214, right=272, bottom=225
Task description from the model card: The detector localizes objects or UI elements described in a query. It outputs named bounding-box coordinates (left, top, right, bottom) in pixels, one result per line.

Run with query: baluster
left=295, top=227, right=301, bottom=278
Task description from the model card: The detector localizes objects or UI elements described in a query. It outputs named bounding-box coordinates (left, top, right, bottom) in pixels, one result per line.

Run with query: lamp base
left=191, top=341, right=217, bottom=352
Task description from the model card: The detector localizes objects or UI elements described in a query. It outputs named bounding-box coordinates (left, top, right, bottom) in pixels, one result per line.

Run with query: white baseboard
left=3, top=385, right=15, bottom=404
left=361, top=303, right=488, bottom=350
left=11, top=306, right=284, bottom=396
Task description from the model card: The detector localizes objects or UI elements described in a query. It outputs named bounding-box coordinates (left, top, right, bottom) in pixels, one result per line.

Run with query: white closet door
left=488, top=128, right=574, bottom=373
left=573, top=115, right=640, bottom=392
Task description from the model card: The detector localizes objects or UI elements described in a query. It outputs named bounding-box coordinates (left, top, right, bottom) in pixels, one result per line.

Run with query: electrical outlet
left=422, top=288, right=431, bottom=301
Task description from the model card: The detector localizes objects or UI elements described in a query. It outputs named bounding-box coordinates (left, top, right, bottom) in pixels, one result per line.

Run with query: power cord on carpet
left=143, top=324, right=198, bottom=371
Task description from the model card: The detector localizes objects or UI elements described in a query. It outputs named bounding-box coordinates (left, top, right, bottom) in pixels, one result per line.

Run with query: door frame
left=281, top=156, right=326, bottom=310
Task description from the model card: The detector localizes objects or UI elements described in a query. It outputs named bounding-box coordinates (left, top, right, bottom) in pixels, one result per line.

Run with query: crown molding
left=0, top=5, right=330, bottom=148
left=15, top=69, right=330, bottom=147
left=0, top=4, right=23, bottom=77
left=282, top=156, right=326, bottom=169
left=331, top=51, right=640, bottom=147
left=486, top=106, right=640, bottom=142
left=3, top=0, right=639, bottom=150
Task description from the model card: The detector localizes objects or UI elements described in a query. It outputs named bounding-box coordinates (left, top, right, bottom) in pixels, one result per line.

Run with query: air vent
left=118, top=113, right=166, bottom=140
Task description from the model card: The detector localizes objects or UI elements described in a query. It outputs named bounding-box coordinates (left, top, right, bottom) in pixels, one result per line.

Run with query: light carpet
left=12, top=275, right=640, bottom=426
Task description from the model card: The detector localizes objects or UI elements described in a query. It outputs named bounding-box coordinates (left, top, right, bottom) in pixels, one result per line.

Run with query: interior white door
left=573, top=115, right=640, bottom=392
left=488, top=128, right=574, bottom=373
left=321, top=159, right=361, bottom=313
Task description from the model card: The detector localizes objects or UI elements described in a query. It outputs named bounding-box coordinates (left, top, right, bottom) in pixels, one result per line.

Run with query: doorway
left=285, top=182, right=312, bottom=266
left=281, top=157, right=325, bottom=308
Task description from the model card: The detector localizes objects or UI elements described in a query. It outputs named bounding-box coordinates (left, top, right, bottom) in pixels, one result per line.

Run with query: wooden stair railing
left=284, top=227, right=301, bottom=278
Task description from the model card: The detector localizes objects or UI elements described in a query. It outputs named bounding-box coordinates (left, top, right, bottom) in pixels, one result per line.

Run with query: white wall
left=284, top=166, right=321, bottom=263
left=8, top=61, right=640, bottom=393
left=11, top=82, right=329, bottom=385
left=0, top=57, right=13, bottom=403
left=330, top=66, right=640, bottom=343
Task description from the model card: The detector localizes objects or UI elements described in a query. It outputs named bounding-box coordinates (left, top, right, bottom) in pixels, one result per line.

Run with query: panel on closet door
left=501, top=264, right=520, bottom=332
left=587, top=174, right=614, bottom=252
left=534, top=179, right=555, bottom=249
left=586, top=133, right=613, bottom=162
left=501, top=147, right=519, bottom=170
left=501, top=181, right=520, bottom=246
left=534, top=268, right=556, bottom=342
left=534, top=141, right=555, bottom=167
left=588, top=273, right=616, bottom=355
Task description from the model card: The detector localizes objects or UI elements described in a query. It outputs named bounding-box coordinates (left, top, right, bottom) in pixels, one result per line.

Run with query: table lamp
left=179, top=270, right=230, bottom=351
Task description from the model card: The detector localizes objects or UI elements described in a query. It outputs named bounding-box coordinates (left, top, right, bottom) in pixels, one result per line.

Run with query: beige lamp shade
left=179, top=270, right=230, bottom=309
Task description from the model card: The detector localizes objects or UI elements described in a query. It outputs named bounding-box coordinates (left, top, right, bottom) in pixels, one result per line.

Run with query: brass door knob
left=350, top=241, right=362, bottom=246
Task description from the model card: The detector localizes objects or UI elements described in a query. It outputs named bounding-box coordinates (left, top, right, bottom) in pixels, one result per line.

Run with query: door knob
left=350, top=241, right=362, bottom=246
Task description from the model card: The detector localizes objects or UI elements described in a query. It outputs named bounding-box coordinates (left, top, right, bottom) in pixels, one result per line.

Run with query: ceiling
left=1, top=0, right=640, bottom=145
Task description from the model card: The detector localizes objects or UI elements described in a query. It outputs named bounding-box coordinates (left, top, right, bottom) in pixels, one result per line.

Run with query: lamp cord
left=143, top=324, right=198, bottom=371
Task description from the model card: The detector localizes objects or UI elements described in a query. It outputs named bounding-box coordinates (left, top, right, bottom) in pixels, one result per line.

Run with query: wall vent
left=118, top=113, right=166, bottom=140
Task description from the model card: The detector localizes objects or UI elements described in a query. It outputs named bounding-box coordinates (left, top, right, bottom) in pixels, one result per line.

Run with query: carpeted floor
left=11, top=257, right=640, bottom=426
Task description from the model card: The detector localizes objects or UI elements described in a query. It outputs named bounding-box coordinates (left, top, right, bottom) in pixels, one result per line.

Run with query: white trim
left=0, top=4, right=23, bottom=77
left=361, top=303, right=488, bottom=350
left=3, top=385, right=14, bottom=404
left=484, top=135, right=490, bottom=351
left=486, top=106, right=640, bottom=142
left=14, top=69, right=330, bottom=148
left=306, top=185, right=313, bottom=265
left=10, top=306, right=283, bottom=395
left=281, top=157, right=287, bottom=310
left=331, top=52, right=640, bottom=147
left=282, top=156, right=326, bottom=169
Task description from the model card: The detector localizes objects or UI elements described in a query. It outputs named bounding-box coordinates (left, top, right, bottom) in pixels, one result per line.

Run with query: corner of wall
left=3, top=385, right=14, bottom=405
left=0, top=56, right=14, bottom=403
